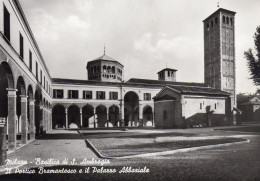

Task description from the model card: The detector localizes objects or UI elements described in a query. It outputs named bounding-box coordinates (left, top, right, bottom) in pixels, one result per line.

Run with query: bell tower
left=203, top=8, right=236, bottom=109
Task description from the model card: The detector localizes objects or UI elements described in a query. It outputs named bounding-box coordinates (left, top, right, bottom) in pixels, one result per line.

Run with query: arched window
left=226, top=17, right=229, bottom=24
left=107, top=66, right=111, bottom=73
left=230, top=18, right=233, bottom=25
left=215, top=17, right=218, bottom=24
left=211, top=20, right=213, bottom=27
left=103, top=65, right=107, bottom=73
left=222, top=16, right=225, bottom=23
left=112, top=66, right=115, bottom=73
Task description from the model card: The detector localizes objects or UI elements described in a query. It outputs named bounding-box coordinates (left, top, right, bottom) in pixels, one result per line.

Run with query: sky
left=19, top=0, right=260, bottom=94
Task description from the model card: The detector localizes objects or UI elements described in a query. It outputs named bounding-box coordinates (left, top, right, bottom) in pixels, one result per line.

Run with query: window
left=29, top=50, right=32, bottom=71
left=19, top=33, right=24, bottom=60
left=40, top=70, right=42, bottom=84
left=68, top=90, right=78, bottom=99
left=168, top=71, right=170, bottom=77
left=36, top=62, right=38, bottom=79
left=163, top=110, right=167, bottom=119
left=109, top=92, right=118, bottom=100
left=215, top=17, right=218, bottom=24
left=200, top=103, right=202, bottom=109
left=230, top=18, right=233, bottom=26
left=144, top=93, right=151, bottom=101
left=83, top=91, right=92, bottom=99
left=3, top=5, right=10, bottom=41
left=96, top=91, right=105, bottom=100
left=44, top=76, right=45, bottom=89
left=215, top=103, right=217, bottom=109
left=222, top=16, right=226, bottom=23
left=112, top=66, right=115, bottom=73
left=53, top=89, right=64, bottom=99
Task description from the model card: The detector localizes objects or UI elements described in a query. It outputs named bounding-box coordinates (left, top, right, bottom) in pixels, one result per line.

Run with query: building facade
left=0, top=0, right=236, bottom=151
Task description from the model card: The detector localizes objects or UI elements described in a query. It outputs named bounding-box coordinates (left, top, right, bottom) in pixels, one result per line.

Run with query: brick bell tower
left=203, top=8, right=236, bottom=109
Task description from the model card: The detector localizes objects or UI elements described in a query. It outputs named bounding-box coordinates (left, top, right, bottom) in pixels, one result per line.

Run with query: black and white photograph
left=0, top=0, right=259, bottom=180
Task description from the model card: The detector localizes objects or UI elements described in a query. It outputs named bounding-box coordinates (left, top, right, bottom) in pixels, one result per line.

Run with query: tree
left=244, top=26, right=260, bottom=86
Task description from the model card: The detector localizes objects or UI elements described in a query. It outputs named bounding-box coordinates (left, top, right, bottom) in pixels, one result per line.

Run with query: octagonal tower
left=86, top=53, right=124, bottom=82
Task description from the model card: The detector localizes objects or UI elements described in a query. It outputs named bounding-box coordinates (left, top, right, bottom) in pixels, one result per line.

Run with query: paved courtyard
left=0, top=124, right=259, bottom=181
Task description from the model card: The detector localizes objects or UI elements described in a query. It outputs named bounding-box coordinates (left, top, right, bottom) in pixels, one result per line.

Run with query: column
left=65, top=108, right=68, bottom=129
left=7, top=89, right=17, bottom=150
left=139, top=103, right=143, bottom=127
left=107, top=109, right=109, bottom=128
left=93, top=108, right=96, bottom=128
left=20, top=95, right=28, bottom=144
left=80, top=108, right=83, bottom=128
left=120, top=102, right=124, bottom=127
left=39, top=105, right=43, bottom=136
left=50, top=109, right=52, bottom=130
left=152, top=112, right=155, bottom=127
left=29, top=100, right=35, bottom=140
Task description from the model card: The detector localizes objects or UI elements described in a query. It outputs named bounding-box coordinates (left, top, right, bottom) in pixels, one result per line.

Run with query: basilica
left=0, top=0, right=236, bottom=150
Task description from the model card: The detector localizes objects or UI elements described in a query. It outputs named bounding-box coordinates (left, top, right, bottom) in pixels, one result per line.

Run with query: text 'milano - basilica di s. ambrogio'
left=0, top=0, right=237, bottom=150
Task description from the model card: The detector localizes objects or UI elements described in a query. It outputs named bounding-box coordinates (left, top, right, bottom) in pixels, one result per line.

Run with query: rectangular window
left=3, top=5, right=10, bottom=41
left=36, top=62, right=38, bottom=79
left=53, top=89, right=64, bottom=99
left=144, top=93, right=151, bottom=101
left=19, top=33, right=24, bottom=60
left=109, top=92, right=118, bottom=100
left=29, top=50, right=32, bottom=71
left=40, top=70, right=42, bottom=84
left=44, top=76, right=45, bottom=89
left=96, top=91, right=105, bottom=100
left=200, top=103, right=202, bottom=109
left=83, top=91, right=92, bottom=99
left=68, top=90, right=79, bottom=99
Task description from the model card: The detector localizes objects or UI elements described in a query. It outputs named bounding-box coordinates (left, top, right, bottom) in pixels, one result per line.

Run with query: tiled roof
left=157, top=68, right=177, bottom=74
left=128, top=78, right=208, bottom=87
left=87, top=54, right=124, bottom=67
left=203, top=8, right=236, bottom=22
left=52, top=78, right=161, bottom=88
left=167, top=85, right=231, bottom=96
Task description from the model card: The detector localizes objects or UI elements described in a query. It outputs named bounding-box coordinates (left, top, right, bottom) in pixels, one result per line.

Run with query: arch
left=143, top=105, right=153, bottom=127
left=107, top=66, right=111, bottom=73
left=109, top=105, right=119, bottom=127
left=16, top=76, right=26, bottom=133
left=226, top=16, right=229, bottom=24
left=27, top=85, right=33, bottom=125
left=82, top=104, right=94, bottom=128
left=96, top=105, right=107, bottom=128
left=215, top=17, right=218, bottom=24
left=27, top=85, right=34, bottom=101
left=222, top=15, right=226, bottom=23
left=103, top=65, right=107, bottom=72
left=34, top=89, right=42, bottom=138
left=68, top=104, right=80, bottom=128
left=52, top=104, right=66, bottom=129
left=0, top=61, right=14, bottom=89
left=124, top=91, right=139, bottom=127
left=112, top=66, right=115, bottom=73
left=0, top=62, right=15, bottom=119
